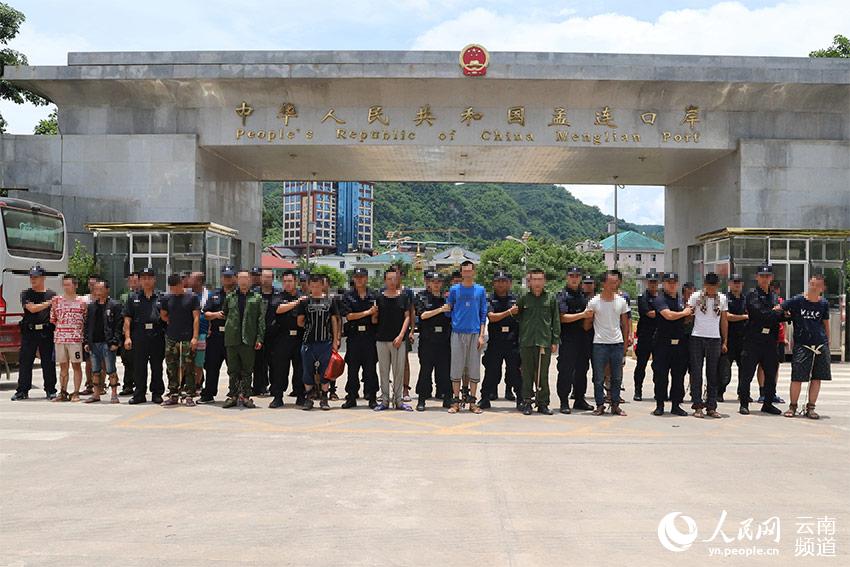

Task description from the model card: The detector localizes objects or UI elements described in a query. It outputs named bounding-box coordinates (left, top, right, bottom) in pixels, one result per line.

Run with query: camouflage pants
left=226, top=344, right=255, bottom=399
left=165, top=337, right=195, bottom=397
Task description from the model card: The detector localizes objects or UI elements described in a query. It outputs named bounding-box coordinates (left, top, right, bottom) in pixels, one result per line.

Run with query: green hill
left=262, top=182, right=663, bottom=249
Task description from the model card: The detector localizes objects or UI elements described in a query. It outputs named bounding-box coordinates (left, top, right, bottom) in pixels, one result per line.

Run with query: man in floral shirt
left=50, top=275, right=88, bottom=402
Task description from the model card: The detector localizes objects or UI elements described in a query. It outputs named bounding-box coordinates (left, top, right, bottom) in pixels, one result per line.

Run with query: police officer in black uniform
left=197, top=266, right=235, bottom=404
left=12, top=265, right=58, bottom=400
left=414, top=270, right=453, bottom=411
left=718, top=273, right=747, bottom=402
left=340, top=268, right=379, bottom=409
left=633, top=271, right=660, bottom=401
left=252, top=269, right=278, bottom=397
left=267, top=269, right=305, bottom=408
left=737, top=265, right=785, bottom=415
left=652, top=272, right=693, bottom=416
left=124, top=267, right=166, bottom=404
left=250, top=266, right=262, bottom=293
left=480, top=271, right=521, bottom=409
left=555, top=266, right=595, bottom=413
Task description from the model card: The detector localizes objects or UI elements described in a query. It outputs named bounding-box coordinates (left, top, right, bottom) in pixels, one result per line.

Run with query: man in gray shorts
left=440, top=260, right=489, bottom=413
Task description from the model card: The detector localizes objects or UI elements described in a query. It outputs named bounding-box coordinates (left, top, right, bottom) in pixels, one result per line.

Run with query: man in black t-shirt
left=12, top=265, right=58, bottom=400
left=159, top=273, right=200, bottom=406
left=296, top=274, right=341, bottom=410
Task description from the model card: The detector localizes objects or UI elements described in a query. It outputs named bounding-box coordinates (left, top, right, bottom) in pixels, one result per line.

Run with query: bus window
left=1, top=206, right=65, bottom=260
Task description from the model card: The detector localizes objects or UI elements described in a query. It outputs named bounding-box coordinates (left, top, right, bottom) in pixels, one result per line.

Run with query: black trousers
left=344, top=336, right=378, bottom=400
left=132, top=332, right=165, bottom=399
left=718, top=337, right=743, bottom=395
left=633, top=332, right=655, bottom=393
left=416, top=339, right=451, bottom=399
left=270, top=334, right=303, bottom=399
left=481, top=341, right=521, bottom=398
left=556, top=338, right=589, bottom=406
left=16, top=331, right=57, bottom=395
left=738, top=340, right=779, bottom=405
left=652, top=338, right=688, bottom=405
left=119, top=346, right=134, bottom=390
left=201, top=332, right=226, bottom=399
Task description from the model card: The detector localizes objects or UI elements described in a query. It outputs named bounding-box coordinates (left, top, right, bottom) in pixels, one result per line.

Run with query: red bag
left=324, top=349, right=345, bottom=381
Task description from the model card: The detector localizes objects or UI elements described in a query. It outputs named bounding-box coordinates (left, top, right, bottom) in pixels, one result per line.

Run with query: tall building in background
left=281, top=181, right=374, bottom=255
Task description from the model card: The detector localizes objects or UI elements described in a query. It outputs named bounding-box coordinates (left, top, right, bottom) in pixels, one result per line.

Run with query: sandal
left=592, top=405, right=606, bottom=416
left=447, top=398, right=461, bottom=414
left=83, top=396, right=101, bottom=403
left=70, top=392, right=81, bottom=402
left=784, top=403, right=797, bottom=418
left=469, top=401, right=482, bottom=414
left=611, top=405, right=626, bottom=416
left=110, top=394, right=120, bottom=404
left=706, top=409, right=721, bottom=419
left=804, top=403, right=819, bottom=420
left=52, top=391, right=69, bottom=403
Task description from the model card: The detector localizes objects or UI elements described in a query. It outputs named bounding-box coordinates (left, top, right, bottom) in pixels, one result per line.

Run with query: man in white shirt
left=687, top=272, right=728, bottom=418
left=586, top=270, right=631, bottom=416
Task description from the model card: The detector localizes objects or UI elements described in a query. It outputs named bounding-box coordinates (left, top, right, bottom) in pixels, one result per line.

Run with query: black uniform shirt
left=487, top=292, right=518, bottom=344
left=726, top=292, right=747, bottom=341
left=203, top=288, right=228, bottom=334
left=744, top=286, right=783, bottom=344
left=556, top=286, right=587, bottom=340
left=342, top=288, right=377, bottom=339
left=636, top=290, right=659, bottom=337
left=415, top=290, right=451, bottom=344
left=20, top=288, right=56, bottom=328
left=653, top=292, right=686, bottom=341
left=272, top=290, right=303, bottom=340
left=160, top=292, right=200, bottom=341
left=123, top=291, right=164, bottom=336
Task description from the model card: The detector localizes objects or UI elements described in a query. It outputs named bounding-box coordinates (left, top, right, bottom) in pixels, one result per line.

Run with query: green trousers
left=226, top=344, right=256, bottom=398
left=520, top=346, right=552, bottom=405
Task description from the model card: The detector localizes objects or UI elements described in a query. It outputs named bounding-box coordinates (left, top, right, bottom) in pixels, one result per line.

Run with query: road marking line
left=0, top=429, right=70, bottom=441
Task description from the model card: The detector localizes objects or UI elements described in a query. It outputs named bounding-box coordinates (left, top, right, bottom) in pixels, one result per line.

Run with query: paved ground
left=1, top=355, right=848, bottom=566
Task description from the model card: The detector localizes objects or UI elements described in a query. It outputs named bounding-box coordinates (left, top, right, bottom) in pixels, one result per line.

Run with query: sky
left=2, top=0, right=845, bottom=225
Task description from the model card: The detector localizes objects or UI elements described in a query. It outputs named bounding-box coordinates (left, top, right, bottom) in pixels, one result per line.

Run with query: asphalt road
left=1, top=356, right=848, bottom=566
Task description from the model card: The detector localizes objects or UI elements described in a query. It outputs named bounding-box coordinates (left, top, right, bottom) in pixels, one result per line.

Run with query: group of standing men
left=13, top=259, right=832, bottom=419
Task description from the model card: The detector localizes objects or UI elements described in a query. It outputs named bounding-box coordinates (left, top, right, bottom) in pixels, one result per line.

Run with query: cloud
left=411, top=1, right=847, bottom=56
left=562, top=185, right=665, bottom=226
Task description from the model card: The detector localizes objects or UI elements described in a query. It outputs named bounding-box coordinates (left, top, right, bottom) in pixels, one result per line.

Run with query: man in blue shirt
left=439, top=260, right=488, bottom=413
left=782, top=274, right=831, bottom=419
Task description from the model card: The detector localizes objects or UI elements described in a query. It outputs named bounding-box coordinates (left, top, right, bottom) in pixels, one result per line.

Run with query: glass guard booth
left=695, top=228, right=848, bottom=360
left=86, top=223, right=239, bottom=294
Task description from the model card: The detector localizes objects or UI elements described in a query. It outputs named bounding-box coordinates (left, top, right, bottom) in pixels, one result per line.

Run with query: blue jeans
left=591, top=343, right=624, bottom=406
left=301, top=341, right=332, bottom=385
left=90, top=342, right=117, bottom=375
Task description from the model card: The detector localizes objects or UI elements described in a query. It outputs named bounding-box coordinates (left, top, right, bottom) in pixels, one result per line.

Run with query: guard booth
left=86, top=222, right=240, bottom=294
left=695, top=228, right=848, bottom=360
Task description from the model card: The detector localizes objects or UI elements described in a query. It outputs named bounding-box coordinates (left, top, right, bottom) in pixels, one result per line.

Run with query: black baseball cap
left=493, top=270, right=512, bottom=281
left=662, top=272, right=679, bottom=282
left=139, top=266, right=156, bottom=277
left=352, top=267, right=368, bottom=277
left=566, top=266, right=583, bottom=275
left=704, top=272, right=720, bottom=285
left=298, top=270, right=309, bottom=281
left=757, top=264, right=773, bottom=275
left=221, top=265, right=236, bottom=277
left=28, top=265, right=46, bottom=277
left=730, top=273, right=743, bottom=282
left=582, top=275, right=595, bottom=284
left=645, top=271, right=660, bottom=281
left=250, top=266, right=262, bottom=276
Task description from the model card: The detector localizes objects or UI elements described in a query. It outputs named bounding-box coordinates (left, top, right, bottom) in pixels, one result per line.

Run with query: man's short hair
left=62, top=275, right=78, bottom=285
left=605, top=269, right=622, bottom=282
left=167, top=274, right=181, bottom=287
left=383, top=269, right=396, bottom=279
left=460, top=260, right=475, bottom=269
left=281, top=269, right=296, bottom=280
left=308, top=273, right=323, bottom=283
left=528, top=267, right=545, bottom=276
left=128, top=271, right=139, bottom=278
left=98, top=278, right=110, bottom=289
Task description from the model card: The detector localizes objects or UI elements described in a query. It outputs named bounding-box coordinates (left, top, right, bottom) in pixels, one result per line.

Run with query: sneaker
left=633, top=393, right=642, bottom=401
left=416, top=398, right=426, bottom=412
left=340, top=398, right=357, bottom=409
left=119, top=387, right=134, bottom=396
left=670, top=405, right=688, bottom=416
left=222, top=397, right=238, bottom=409
left=373, top=403, right=389, bottom=412
left=573, top=399, right=594, bottom=412
left=197, top=396, right=215, bottom=405
left=302, top=398, right=315, bottom=411
left=368, top=397, right=378, bottom=409
left=739, top=404, right=750, bottom=415
left=761, top=403, right=781, bottom=415
left=397, top=403, right=414, bottom=412
left=320, top=398, right=330, bottom=410
left=537, top=404, right=553, bottom=415
left=269, top=397, right=284, bottom=409
left=477, top=398, right=491, bottom=409
left=242, top=398, right=256, bottom=409
left=160, top=396, right=178, bottom=407
left=522, top=402, right=533, bottom=416
left=653, top=404, right=664, bottom=416
left=128, top=396, right=146, bottom=405
left=151, top=394, right=163, bottom=405
left=46, top=391, right=58, bottom=401
left=559, top=405, right=571, bottom=415
left=184, top=397, right=196, bottom=407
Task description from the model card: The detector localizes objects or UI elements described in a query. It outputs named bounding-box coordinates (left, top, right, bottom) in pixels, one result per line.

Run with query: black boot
left=416, top=397, right=426, bottom=412
left=739, top=402, right=750, bottom=415
left=573, top=398, right=594, bottom=411
left=761, top=402, right=781, bottom=415
left=522, top=400, right=533, bottom=415
left=478, top=397, right=491, bottom=409
left=341, top=397, right=357, bottom=409
left=670, top=404, right=688, bottom=416
left=652, top=402, right=664, bottom=416
left=537, top=404, right=553, bottom=415
left=269, top=397, right=284, bottom=409
left=559, top=404, right=572, bottom=414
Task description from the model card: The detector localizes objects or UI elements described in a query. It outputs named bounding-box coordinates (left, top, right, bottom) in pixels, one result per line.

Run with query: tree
left=309, top=264, right=347, bottom=290
left=0, top=3, right=50, bottom=132
left=809, top=34, right=850, bottom=58
left=67, top=240, right=99, bottom=295
left=476, top=238, right=606, bottom=293
left=33, top=108, right=57, bottom=135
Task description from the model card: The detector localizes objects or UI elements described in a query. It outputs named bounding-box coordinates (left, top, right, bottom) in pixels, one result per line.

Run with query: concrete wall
left=665, top=151, right=742, bottom=275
